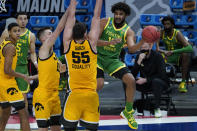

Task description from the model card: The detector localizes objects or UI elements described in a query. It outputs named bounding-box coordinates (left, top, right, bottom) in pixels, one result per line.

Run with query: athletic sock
left=126, top=102, right=133, bottom=112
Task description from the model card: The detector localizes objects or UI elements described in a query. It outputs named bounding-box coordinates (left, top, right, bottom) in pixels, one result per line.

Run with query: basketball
left=142, top=26, right=160, bottom=43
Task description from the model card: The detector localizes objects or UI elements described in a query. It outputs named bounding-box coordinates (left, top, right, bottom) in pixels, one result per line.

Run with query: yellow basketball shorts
left=33, top=88, right=61, bottom=128
left=61, top=90, right=100, bottom=130
left=0, top=83, right=25, bottom=110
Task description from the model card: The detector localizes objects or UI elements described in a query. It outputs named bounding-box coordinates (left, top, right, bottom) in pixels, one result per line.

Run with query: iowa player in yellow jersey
left=0, top=23, right=32, bottom=131
left=0, top=12, right=37, bottom=112
left=32, top=4, right=69, bottom=131
left=60, top=0, right=103, bottom=130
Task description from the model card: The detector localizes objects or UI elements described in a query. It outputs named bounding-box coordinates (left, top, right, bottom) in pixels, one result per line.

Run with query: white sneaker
left=154, top=108, right=162, bottom=118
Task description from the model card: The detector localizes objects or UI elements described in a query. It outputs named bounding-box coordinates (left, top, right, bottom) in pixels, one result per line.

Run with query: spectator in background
left=132, top=42, right=170, bottom=118
left=0, top=12, right=37, bottom=111
left=157, top=16, right=193, bottom=93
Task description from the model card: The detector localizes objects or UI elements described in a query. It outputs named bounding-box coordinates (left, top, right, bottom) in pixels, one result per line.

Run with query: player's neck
left=20, top=27, right=27, bottom=34
left=75, top=39, right=85, bottom=44
left=114, top=21, right=125, bottom=29
left=166, top=28, right=174, bottom=37
left=7, top=37, right=17, bottom=45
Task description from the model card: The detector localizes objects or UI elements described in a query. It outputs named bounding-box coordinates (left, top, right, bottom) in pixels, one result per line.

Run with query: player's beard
left=164, top=28, right=173, bottom=34
left=114, top=18, right=126, bottom=28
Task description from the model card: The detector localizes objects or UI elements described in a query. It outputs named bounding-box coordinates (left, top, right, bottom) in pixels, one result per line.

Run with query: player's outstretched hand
left=164, top=50, right=173, bottom=56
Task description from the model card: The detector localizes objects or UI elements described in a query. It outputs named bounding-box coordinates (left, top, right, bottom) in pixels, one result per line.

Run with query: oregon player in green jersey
left=157, top=16, right=193, bottom=93
left=96, top=2, right=144, bottom=130
left=0, top=12, right=37, bottom=110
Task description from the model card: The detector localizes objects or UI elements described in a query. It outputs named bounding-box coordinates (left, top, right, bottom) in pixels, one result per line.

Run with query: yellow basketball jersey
left=65, top=40, right=97, bottom=91
left=0, top=40, right=17, bottom=85
left=38, top=52, right=60, bottom=90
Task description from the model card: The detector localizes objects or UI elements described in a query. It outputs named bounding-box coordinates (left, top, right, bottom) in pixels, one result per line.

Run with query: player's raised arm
left=88, top=0, right=103, bottom=46
left=43, top=6, right=70, bottom=50
left=29, top=32, right=38, bottom=68
left=63, top=0, right=77, bottom=52
left=0, top=29, right=9, bottom=44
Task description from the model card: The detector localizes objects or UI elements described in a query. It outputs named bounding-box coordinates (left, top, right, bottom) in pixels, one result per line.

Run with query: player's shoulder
left=29, top=30, right=36, bottom=39
left=100, top=18, right=109, bottom=25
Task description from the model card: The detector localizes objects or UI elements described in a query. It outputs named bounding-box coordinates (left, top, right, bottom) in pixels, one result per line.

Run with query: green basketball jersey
left=97, top=17, right=130, bottom=59
left=16, top=29, right=31, bottom=65
left=162, top=29, right=183, bottom=51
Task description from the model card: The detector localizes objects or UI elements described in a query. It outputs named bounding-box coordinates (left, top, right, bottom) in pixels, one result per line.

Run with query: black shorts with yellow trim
left=97, top=67, right=130, bottom=80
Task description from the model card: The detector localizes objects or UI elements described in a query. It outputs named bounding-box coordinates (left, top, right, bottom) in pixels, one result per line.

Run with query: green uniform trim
left=173, top=45, right=193, bottom=54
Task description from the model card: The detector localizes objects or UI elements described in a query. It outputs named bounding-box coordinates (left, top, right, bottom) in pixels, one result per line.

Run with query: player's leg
left=49, top=91, right=61, bottom=131
left=33, top=88, right=51, bottom=131
left=96, top=67, right=105, bottom=91
left=109, top=59, right=137, bottom=129
left=181, top=53, right=190, bottom=81
left=15, top=65, right=30, bottom=111
left=0, top=104, right=11, bottom=131
left=60, top=92, right=79, bottom=130
left=11, top=89, right=30, bottom=131
left=168, top=53, right=188, bottom=93
left=79, top=91, right=99, bottom=131
left=17, top=107, right=31, bottom=131
left=97, top=55, right=106, bottom=91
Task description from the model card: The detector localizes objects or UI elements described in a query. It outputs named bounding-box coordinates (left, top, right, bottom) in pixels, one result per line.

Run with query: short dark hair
left=72, top=22, right=87, bottom=40
left=8, top=23, right=19, bottom=31
left=37, top=27, right=52, bottom=41
left=16, top=12, right=28, bottom=19
left=111, top=2, right=131, bottom=16
left=162, top=16, right=175, bottom=26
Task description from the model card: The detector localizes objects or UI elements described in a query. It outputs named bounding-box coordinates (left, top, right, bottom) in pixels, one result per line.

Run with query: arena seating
left=169, top=0, right=197, bottom=12
left=29, top=16, right=61, bottom=57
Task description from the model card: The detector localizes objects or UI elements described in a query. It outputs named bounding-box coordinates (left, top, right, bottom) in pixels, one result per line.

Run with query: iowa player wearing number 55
left=32, top=5, right=69, bottom=131
left=60, top=0, right=103, bottom=131
left=0, top=23, right=31, bottom=131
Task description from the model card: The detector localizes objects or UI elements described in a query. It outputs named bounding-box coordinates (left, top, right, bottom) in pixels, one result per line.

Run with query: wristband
left=34, top=61, right=38, bottom=65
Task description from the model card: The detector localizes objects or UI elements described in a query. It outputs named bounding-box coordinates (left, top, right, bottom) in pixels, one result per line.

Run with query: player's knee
left=123, top=73, right=135, bottom=85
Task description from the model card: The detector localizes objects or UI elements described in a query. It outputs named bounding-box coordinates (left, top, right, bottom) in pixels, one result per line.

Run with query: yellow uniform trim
left=28, top=31, right=31, bottom=45
left=97, top=65, right=104, bottom=71
left=112, top=19, right=127, bottom=31
left=124, top=26, right=130, bottom=42
left=109, top=64, right=126, bottom=76
left=20, top=29, right=28, bottom=37
left=104, top=18, right=111, bottom=30
left=20, top=85, right=30, bottom=93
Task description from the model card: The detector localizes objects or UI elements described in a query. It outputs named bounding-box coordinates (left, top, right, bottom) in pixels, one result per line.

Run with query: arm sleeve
left=173, top=45, right=193, bottom=54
